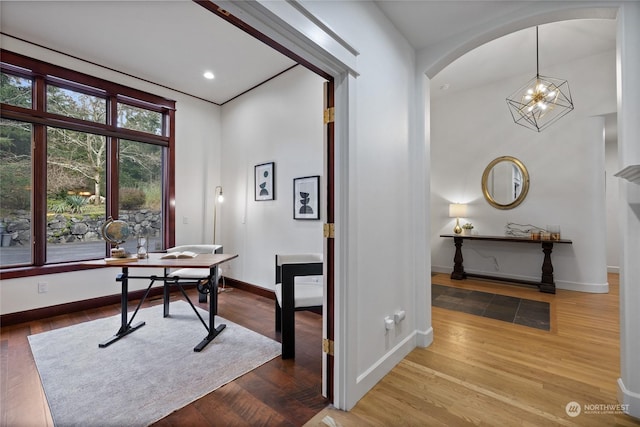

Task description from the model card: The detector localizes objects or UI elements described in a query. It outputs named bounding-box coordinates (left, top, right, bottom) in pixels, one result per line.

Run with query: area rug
left=432, top=284, right=550, bottom=330
left=28, top=301, right=281, bottom=426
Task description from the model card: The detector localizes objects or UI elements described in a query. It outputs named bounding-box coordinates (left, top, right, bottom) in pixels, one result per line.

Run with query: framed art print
left=255, top=162, right=275, bottom=201
left=293, top=175, right=320, bottom=220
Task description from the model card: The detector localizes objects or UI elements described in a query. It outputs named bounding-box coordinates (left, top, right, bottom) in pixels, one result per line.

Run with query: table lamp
left=449, top=203, right=467, bottom=234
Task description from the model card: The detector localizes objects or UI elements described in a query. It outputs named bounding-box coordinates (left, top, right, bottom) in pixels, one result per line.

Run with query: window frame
left=0, top=50, right=176, bottom=279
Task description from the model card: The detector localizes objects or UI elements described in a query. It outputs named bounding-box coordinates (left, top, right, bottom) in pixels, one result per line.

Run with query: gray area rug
left=28, top=301, right=281, bottom=426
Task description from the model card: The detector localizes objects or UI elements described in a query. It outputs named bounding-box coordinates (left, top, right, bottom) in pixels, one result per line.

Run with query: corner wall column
left=413, top=73, right=433, bottom=349
left=616, top=1, right=640, bottom=419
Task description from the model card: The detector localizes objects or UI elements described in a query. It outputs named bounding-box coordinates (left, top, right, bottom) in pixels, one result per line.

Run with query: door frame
left=195, top=0, right=354, bottom=404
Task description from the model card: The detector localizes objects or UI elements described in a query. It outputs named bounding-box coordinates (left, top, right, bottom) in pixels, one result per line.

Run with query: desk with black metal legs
left=85, top=253, right=237, bottom=352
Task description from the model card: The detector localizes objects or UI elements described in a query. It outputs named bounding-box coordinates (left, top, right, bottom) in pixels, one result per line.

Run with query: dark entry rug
left=432, top=284, right=550, bottom=331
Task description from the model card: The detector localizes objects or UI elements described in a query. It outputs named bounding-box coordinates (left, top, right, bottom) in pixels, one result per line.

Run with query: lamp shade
left=449, top=203, right=467, bottom=218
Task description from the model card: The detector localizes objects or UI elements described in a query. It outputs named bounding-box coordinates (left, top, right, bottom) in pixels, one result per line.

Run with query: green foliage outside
left=139, top=182, right=162, bottom=210
left=49, top=195, right=88, bottom=214
left=0, top=158, right=30, bottom=212
left=0, top=72, right=31, bottom=109
left=120, top=188, right=146, bottom=210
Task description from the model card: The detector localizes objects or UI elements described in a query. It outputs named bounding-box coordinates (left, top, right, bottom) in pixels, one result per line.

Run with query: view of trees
left=1, top=53, right=174, bottom=268
left=1, top=71, right=164, bottom=216
left=1, top=69, right=165, bottom=269
left=0, top=118, right=31, bottom=212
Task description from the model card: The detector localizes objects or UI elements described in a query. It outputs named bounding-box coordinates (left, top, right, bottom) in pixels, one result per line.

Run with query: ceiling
left=0, top=1, right=617, bottom=104
left=429, top=18, right=616, bottom=98
left=0, top=1, right=297, bottom=105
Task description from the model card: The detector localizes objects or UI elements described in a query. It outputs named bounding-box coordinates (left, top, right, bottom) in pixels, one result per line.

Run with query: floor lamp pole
left=213, top=186, right=223, bottom=244
left=213, top=185, right=228, bottom=292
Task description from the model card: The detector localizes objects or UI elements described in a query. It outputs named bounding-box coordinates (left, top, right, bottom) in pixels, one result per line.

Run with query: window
left=117, top=102, right=162, bottom=135
left=118, top=140, right=164, bottom=255
left=46, top=84, right=106, bottom=123
left=1, top=71, right=32, bottom=108
left=46, top=128, right=107, bottom=263
left=0, top=50, right=175, bottom=275
left=0, top=119, right=32, bottom=266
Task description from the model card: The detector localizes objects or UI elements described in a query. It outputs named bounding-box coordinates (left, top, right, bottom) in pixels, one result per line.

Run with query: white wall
left=0, top=36, right=221, bottom=314
left=294, top=0, right=424, bottom=409
left=219, top=65, right=325, bottom=289
left=430, top=50, right=616, bottom=292
left=616, top=1, right=640, bottom=417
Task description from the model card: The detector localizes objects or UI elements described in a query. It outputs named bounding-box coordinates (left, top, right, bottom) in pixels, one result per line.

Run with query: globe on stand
left=100, top=216, right=131, bottom=258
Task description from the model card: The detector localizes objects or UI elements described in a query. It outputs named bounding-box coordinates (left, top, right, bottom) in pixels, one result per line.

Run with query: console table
left=440, top=234, right=572, bottom=293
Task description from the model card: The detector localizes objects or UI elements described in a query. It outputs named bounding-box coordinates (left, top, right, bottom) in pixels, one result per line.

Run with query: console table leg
left=451, top=236, right=467, bottom=280
left=540, top=242, right=556, bottom=294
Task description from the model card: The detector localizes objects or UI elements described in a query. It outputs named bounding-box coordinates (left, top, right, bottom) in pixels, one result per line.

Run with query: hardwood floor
left=0, top=286, right=327, bottom=426
left=4, top=274, right=640, bottom=426
left=306, top=273, right=640, bottom=426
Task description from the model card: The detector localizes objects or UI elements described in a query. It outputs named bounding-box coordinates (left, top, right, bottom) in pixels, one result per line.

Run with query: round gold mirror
left=481, top=156, right=529, bottom=210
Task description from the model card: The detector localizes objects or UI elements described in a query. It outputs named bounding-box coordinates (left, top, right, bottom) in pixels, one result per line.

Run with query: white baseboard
left=416, top=326, right=433, bottom=348
left=346, top=330, right=419, bottom=410
left=618, top=378, right=640, bottom=419
left=556, top=280, right=609, bottom=293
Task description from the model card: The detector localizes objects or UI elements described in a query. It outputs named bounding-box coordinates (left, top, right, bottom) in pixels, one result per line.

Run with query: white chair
left=166, top=245, right=222, bottom=303
left=275, top=253, right=323, bottom=359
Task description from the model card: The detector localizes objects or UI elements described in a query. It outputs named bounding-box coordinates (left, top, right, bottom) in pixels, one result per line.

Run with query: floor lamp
left=213, top=185, right=224, bottom=244
left=212, top=185, right=229, bottom=292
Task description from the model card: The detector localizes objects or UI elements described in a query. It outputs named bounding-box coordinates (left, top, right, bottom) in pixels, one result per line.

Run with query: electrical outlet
left=384, top=316, right=395, bottom=331
left=38, top=282, right=48, bottom=293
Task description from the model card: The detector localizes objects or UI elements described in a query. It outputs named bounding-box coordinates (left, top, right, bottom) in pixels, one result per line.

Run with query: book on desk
left=160, top=251, right=198, bottom=259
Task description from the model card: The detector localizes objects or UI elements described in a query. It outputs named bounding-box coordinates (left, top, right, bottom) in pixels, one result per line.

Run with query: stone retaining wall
left=0, top=210, right=161, bottom=246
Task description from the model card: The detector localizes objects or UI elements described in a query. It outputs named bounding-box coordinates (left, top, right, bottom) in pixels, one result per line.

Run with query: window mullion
left=165, top=108, right=176, bottom=249
left=32, top=127, right=47, bottom=267
left=30, top=76, right=46, bottom=265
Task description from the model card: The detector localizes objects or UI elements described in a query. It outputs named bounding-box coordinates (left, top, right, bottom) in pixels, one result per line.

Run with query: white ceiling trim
left=218, top=0, right=360, bottom=77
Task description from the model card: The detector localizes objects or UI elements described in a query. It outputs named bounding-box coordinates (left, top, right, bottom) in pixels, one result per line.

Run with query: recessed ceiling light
left=203, top=71, right=215, bottom=80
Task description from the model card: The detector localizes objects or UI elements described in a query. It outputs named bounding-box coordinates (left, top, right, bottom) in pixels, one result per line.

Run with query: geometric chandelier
left=506, top=26, right=574, bottom=132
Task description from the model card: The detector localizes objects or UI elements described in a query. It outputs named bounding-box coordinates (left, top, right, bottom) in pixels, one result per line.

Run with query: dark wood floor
left=0, top=286, right=328, bottom=427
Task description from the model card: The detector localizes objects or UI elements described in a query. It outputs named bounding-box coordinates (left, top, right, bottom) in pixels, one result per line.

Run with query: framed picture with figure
left=255, top=162, right=275, bottom=201
left=293, top=175, right=320, bottom=220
